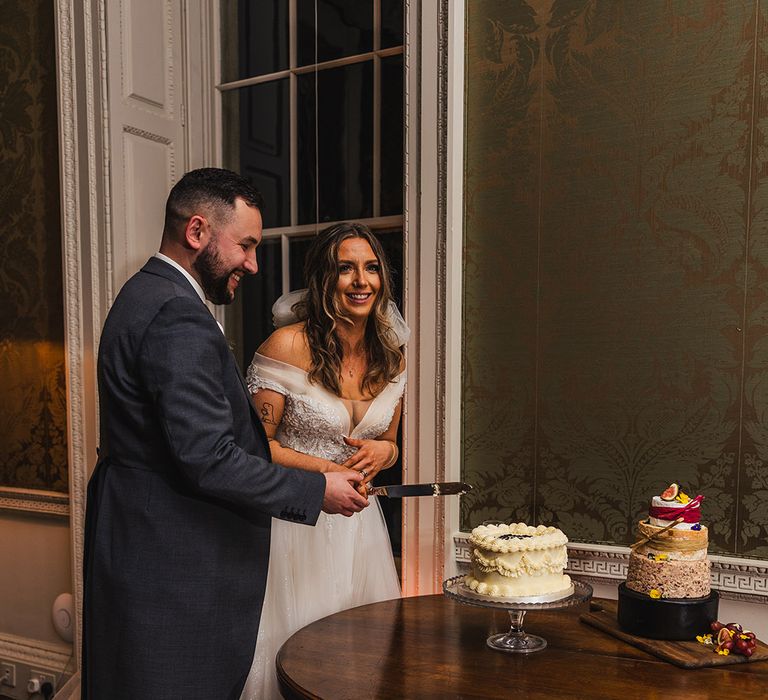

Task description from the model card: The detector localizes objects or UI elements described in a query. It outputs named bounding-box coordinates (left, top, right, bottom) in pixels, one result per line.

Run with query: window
left=220, top=0, right=404, bottom=360
left=219, top=0, right=405, bottom=557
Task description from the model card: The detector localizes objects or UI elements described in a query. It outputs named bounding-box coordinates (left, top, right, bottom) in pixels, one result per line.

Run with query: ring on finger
left=360, top=469, right=368, bottom=479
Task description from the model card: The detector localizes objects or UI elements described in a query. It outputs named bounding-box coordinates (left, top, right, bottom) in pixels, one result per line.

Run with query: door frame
left=400, top=0, right=465, bottom=595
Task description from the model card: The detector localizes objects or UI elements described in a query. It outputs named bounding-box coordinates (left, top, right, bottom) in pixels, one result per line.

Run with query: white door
left=105, top=0, right=188, bottom=292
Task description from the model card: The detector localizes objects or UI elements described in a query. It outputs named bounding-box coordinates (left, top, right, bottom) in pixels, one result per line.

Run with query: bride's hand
left=340, top=437, right=394, bottom=488
left=323, top=460, right=349, bottom=474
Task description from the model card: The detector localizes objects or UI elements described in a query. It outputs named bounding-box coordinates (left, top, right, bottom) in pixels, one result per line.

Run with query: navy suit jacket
left=83, top=257, right=325, bottom=699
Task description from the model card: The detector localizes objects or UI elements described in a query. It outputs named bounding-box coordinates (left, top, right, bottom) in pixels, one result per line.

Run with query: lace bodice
left=246, top=353, right=406, bottom=463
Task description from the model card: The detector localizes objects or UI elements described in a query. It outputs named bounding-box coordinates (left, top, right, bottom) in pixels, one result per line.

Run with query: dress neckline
left=252, top=352, right=405, bottom=437
left=252, top=351, right=405, bottom=400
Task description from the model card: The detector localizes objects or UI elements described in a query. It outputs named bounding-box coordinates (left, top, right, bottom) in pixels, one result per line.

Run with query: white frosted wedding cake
left=465, top=523, right=572, bottom=600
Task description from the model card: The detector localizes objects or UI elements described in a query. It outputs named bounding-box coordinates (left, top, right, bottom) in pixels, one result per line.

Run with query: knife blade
left=368, top=482, right=472, bottom=498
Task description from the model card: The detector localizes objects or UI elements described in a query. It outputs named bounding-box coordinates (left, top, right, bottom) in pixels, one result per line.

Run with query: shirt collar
left=154, top=252, right=206, bottom=304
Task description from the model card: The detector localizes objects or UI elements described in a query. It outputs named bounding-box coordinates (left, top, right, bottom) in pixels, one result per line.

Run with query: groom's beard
left=194, top=239, right=235, bottom=305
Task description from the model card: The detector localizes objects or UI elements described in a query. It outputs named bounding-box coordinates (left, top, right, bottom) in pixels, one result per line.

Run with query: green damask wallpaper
left=0, top=1, right=67, bottom=492
left=461, top=0, right=768, bottom=557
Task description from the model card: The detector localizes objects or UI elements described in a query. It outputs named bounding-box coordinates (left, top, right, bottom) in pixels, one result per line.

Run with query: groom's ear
left=184, top=214, right=209, bottom=251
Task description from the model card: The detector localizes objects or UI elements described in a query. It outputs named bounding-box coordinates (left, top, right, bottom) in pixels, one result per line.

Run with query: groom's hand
left=322, top=470, right=369, bottom=516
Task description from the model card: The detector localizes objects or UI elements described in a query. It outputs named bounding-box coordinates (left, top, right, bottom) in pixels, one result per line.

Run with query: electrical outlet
left=0, top=662, right=15, bottom=687
left=28, top=669, right=55, bottom=695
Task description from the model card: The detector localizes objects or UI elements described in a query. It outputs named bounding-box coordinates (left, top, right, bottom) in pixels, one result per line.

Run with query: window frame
left=217, top=0, right=404, bottom=296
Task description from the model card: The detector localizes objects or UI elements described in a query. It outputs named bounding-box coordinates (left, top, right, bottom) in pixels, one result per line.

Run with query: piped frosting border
left=468, top=523, right=568, bottom=553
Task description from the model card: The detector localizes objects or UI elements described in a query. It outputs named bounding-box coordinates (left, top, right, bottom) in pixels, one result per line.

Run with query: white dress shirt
left=153, top=252, right=225, bottom=334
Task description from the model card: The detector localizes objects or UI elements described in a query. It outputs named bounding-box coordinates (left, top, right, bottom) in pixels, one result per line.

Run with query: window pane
left=381, top=0, right=404, bottom=48
left=240, top=238, right=282, bottom=367
left=296, top=73, right=317, bottom=224
left=297, top=0, right=373, bottom=66
left=380, top=55, right=403, bottom=216
left=374, top=229, right=404, bottom=308
left=297, top=63, right=374, bottom=224
left=318, top=63, right=373, bottom=222
left=220, top=0, right=289, bottom=82
left=288, top=236, right=316, bottom=290
left=222, top=80, right=291, bottom=229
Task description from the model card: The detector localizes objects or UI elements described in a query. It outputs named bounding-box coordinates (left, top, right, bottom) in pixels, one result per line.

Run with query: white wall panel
left=123, top=129, right=173, bottom=267
left=107, top=0, right=185, bottom=291
left=124, top=0, right=166, bottom=108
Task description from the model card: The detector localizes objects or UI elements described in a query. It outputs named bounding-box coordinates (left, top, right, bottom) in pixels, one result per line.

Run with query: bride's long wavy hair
left=294, top=222, right=403, bottom=396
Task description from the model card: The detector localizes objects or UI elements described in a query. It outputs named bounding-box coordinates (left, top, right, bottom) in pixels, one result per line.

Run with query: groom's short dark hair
left=163, top=167, right=264, bottom=236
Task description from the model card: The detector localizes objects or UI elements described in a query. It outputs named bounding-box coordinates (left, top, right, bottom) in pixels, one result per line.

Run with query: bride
left=241, top=222, right=407, bottom=699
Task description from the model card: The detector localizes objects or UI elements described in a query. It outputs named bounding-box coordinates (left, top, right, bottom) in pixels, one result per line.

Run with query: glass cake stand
left=443, top=576, right=593, bottom=653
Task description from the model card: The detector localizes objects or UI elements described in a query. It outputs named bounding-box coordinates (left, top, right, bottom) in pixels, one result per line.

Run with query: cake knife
left=368, top=482, right=472, bottom=498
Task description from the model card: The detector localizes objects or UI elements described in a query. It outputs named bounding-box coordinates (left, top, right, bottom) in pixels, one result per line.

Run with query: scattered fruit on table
left=700, top=621, right=759, bottom=657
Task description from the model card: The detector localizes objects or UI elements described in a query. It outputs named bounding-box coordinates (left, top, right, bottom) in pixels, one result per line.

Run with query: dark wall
left=0, top=1, right=66, bottom=492
left=461, top=0, right=768, bottom=558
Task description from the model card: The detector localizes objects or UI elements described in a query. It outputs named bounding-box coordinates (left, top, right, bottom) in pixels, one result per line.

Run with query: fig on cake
left=660, top=483, right=679, bottom=501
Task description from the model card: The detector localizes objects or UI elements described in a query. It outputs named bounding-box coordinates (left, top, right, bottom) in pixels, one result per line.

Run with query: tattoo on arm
left=260, top=402, right=278, bottom=425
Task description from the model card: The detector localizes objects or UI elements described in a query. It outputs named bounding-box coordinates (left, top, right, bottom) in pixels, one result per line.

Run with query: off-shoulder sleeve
left=246, top=352, right=309, bottom=396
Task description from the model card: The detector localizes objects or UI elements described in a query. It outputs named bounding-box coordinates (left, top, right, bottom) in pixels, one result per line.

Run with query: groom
left=82, top=168, right=369, bottom=699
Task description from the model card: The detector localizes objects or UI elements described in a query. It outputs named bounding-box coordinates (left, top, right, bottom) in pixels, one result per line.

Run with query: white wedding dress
left=241, top=352, right=404, bottom=700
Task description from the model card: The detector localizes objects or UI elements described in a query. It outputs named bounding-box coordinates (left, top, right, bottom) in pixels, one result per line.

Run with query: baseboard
left=0, top=632, right=73, bottom=698
left=0, top=633, right=72, bottom=673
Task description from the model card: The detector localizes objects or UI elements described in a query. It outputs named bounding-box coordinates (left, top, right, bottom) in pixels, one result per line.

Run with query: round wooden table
left=277, top=593, right=768, bottom=699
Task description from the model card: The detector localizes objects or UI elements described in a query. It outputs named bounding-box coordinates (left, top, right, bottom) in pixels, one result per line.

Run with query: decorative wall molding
left=56, top=0, right=113, bottom=673
left=0, top=632, right=73, bottom=674
left=56, top=3, right=86, bottom=669
left=119, top=0, right=176, bottom=118
left=0, top=488, right=69, bottom=518
left=123, top=124, right=172, bottom=144
left=108, top=0, right=185, bottom=289
left=402, top=0, right=457, bottom=596
left=402, top=0, right=466, bottom=595
left=454, top=533, right=768, bottom=603
left=97, top=0, right=115, bottom=305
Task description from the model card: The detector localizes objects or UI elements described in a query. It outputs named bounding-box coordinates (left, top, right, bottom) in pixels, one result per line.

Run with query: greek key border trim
left=453, top=534, right=768, bottom=602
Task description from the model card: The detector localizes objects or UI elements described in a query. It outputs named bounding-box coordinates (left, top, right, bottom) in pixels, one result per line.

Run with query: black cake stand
left=617, top=582, right=720, bottom=640
left=443, top=576, right=593, bottom=653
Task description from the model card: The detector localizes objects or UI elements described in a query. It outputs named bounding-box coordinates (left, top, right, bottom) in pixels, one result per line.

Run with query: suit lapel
left=143, top=257, right=271, bottom=457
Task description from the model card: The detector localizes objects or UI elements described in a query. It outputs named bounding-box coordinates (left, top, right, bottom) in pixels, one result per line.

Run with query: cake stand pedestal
left=443, top=576, right=593, bottom=654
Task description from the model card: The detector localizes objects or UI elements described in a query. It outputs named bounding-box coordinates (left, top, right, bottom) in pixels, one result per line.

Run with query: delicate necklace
left=343, top=352, right=365, bottom=379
